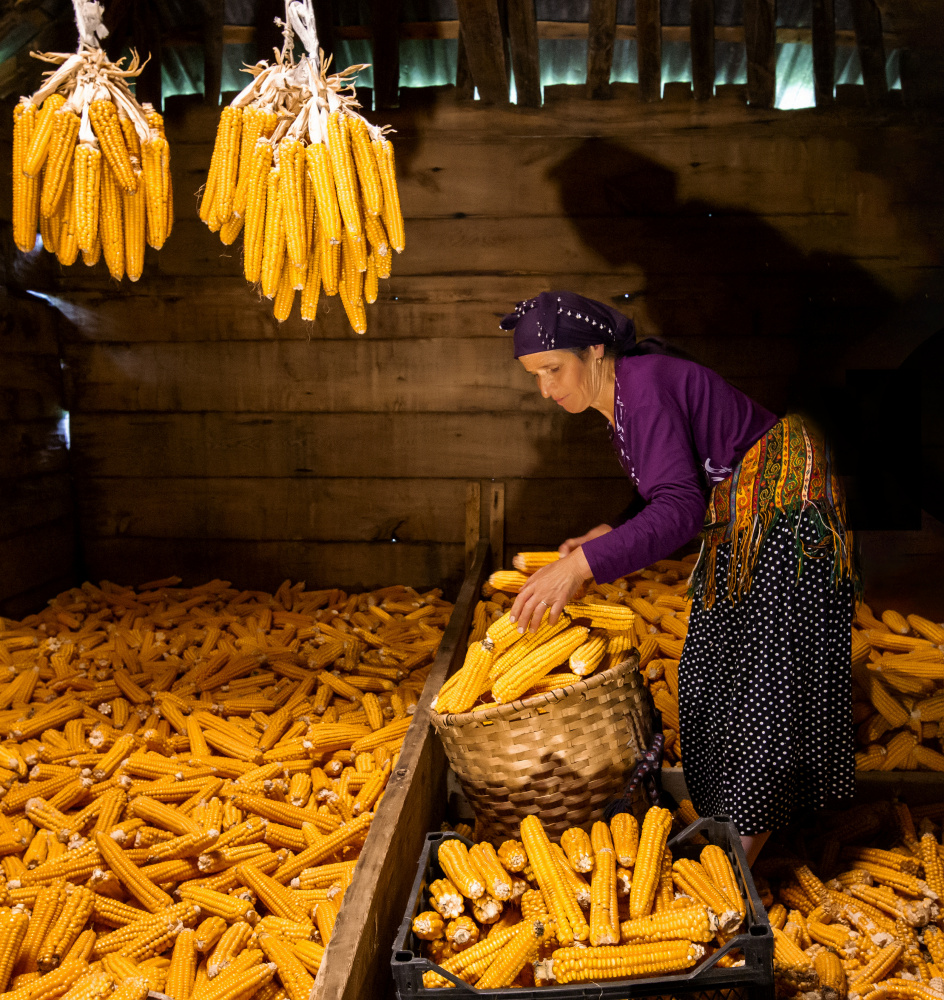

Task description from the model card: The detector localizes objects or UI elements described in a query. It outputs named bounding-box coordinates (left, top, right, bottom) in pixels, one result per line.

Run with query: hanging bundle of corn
left=11, top=0, right=172, bottom=280
left=201, top=0, right=405, bottom=328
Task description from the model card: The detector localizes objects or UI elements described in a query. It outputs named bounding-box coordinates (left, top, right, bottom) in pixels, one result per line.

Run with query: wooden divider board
left=311, top=539, right=491, bottom=1000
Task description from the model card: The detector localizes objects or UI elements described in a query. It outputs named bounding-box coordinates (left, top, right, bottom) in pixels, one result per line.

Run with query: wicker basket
left=429, top=653, right=652, bottom=845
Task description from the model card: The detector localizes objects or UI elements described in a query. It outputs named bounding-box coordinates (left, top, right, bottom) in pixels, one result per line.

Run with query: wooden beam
left=312, top=0, right=336, bottom=66
left=201, top=0, right=224, bottom=107
left=455, top=0, right=509, bottom=104
left=586, top=0, right=617, bottom=99
left=850, top=0, right=889, bottom=106
left=191, top=21, right=899, bottom=50
left=636, top=0, right=662, bottom=102
left=811, top=0, right=836, bottom=105
left=371, top=0, right=401, bottom=109
left=690, top=0, right=715, bottom=100
left=131, top=0, right=162, bottom=111
left=506, top=0, right=541, bottom=107
left=744, top=0, right=776, bottom=107
left=455, top=25, right=475, bottom=100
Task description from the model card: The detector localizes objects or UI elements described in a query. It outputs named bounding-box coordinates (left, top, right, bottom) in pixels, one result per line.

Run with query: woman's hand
left=509, top=548, right=594, bottom=634
left=558, top=523, right=613, bottom=557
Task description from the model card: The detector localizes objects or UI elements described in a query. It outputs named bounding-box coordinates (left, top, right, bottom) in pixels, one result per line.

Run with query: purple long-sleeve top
left=581, top=355, right=778, bottom=584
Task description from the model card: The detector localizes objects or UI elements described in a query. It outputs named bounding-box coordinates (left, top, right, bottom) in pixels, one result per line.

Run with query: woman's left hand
left=509, top=549, right=594, bottom=634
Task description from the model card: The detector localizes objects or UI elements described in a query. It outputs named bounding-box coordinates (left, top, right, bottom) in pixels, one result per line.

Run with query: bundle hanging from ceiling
left=11, top=0, right=172, bottom=281
left=199, top=0, right=405, bottom=329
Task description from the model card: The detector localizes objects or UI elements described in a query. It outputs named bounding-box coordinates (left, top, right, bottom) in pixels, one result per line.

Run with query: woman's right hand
left=558, top=523, right=613, bottom=557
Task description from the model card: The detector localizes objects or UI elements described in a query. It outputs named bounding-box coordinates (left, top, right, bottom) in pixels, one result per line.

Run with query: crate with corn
left=11, top=0, right=172, bottom=281
left=198, top=0, right=404, bottom=329
left=398, top=805, right=764, bottom=992
left=703, top=796, right=944, bottom=1000
left=0, top=573, right=452, bottom=998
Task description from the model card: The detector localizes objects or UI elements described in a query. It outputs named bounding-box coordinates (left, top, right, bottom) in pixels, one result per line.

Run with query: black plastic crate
left=391, top=816, right=773, bottom=1000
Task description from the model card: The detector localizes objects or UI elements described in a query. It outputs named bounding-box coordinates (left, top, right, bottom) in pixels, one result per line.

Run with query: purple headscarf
left=500, top=291, right=636, bottom=358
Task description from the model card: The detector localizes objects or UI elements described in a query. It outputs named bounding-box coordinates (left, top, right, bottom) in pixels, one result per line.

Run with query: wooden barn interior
left=0, top=2, right=944, bottom=997
left=2, top=0, right=943, bottom=620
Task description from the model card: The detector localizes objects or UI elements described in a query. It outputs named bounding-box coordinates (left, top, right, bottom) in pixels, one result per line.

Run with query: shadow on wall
left=548, top=137, right=899, bottom=423
left=541, top=138, right=943, bottom=542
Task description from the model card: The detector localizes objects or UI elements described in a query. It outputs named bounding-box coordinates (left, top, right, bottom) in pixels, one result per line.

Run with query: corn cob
left=520, top=814, right=589, bottom=946
left=700, top=844, right=746, bottom=920
left=610, top=812, right=639, bottom=867
left=563, top=601, right=636, bottom=631
left=589, top=821, right=619, bottom=945
left=473, top=917, right=545, bottom=989
left=629, top=807, right=672, bottom=919
left=619, top=902, right=713, bottom=943
left=412, top=910, right=445, bottom=941
left=437, top=839, right=485, bottom=900
left=554, top=939, right=705, bottom=984
left=560, top=827, right=595, bottom=873
left=492, top=626, right=590, bottom=704
left=512, top=551, right=560, bottom=574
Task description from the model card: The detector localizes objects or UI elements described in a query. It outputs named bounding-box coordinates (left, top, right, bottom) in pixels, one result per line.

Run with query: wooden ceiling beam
left=851, top=0, right=889, bottom=105
left=811, top=0, right=836, bottom=105
left=690, top=0, right=715, bottom=99
left=636, top=0, right=662, bottom=102
left=192, top=21, right=898, bottom=50
left=371, top=0, right=401, bottom=109
left=586, top=0, right=617, bottom=99
left=744, top=0, right=776, bottom=107
left=455, top=0, right=509, bottom=104
left=506, top=0, right=541, bottom=107
left=202, top=0, right=224, bottom=107
left=131, top=0, right=162, bottom=110
left=455, top=26, right=474, bottom=100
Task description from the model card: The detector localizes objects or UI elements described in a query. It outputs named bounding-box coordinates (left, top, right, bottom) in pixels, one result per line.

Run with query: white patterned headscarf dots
left=500, top=291, right=636, bottom=358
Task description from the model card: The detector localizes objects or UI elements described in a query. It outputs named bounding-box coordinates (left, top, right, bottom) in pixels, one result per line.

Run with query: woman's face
left=519, top=347, right=604, bottom=413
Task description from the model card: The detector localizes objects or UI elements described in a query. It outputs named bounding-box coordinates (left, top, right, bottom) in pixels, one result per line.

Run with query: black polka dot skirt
left=678, top=510, right=856, bottom=836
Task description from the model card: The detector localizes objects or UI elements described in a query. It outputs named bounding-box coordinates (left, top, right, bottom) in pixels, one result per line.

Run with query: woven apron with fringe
left=679, top=414, right=859, bottom=835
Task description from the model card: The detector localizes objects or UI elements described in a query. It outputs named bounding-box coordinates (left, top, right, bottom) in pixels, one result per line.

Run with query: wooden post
left=850, top=0, right=889, bottom=106
left=488, top=482, right=505, bottom=572
left=455, top=26, right=475, bottom=99
left=744, top=0, right=776, bottom=107
left=636, top=0, right=662, bottom=103
left=455, top=0, right=509, bottom=104
left=202, top=0, right=224, bottom=107
left=811, top=0, right=836, bottom=105
left=131, top=0, right=162, bottom=111
left=371, top=0, right=401, bottom=110
left=465, top=482, right=481, bottom=573
left=586, top=0, right=617, bottom=100
left=690, top=0, right=715, bottom=100
left=506, top=0, right=541, bottom=107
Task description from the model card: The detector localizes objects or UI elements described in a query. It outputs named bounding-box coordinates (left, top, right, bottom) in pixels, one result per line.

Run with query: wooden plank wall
left=0, top=287, right=76, bottom=616
left=2, top=85, right=943, bottom=608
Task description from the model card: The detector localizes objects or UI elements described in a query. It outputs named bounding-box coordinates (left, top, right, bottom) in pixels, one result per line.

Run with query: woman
left=504, top=291, right=858, bottom=864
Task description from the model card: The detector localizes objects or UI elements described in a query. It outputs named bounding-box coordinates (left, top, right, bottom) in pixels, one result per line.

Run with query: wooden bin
left=310, top=540, right=492, bottom=1000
